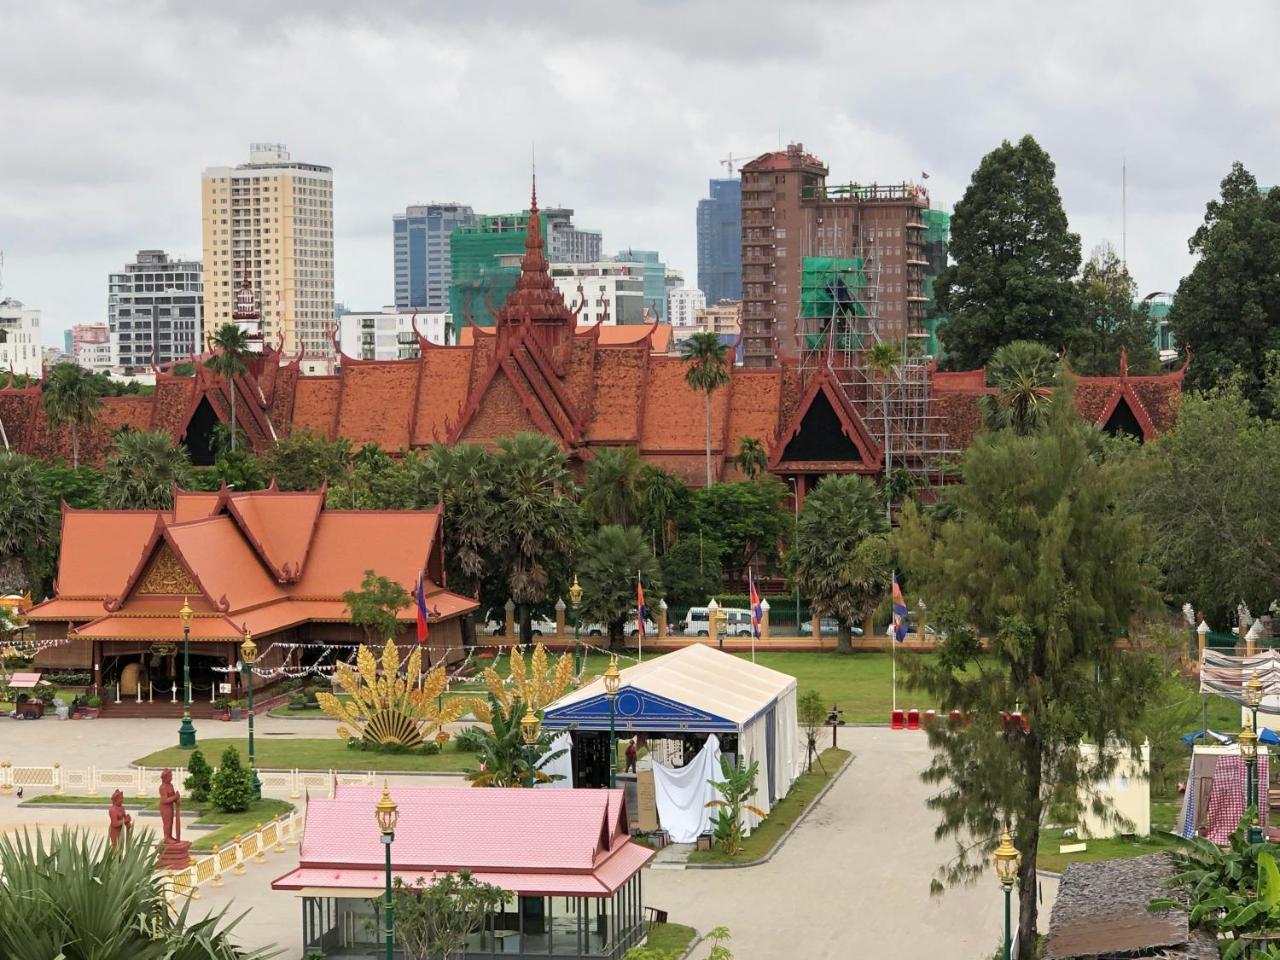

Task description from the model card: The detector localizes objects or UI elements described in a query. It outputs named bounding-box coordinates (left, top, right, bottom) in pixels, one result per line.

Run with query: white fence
left=0, top=761, right=377, bottom=800
left=165, top=811, right=304, bottom=903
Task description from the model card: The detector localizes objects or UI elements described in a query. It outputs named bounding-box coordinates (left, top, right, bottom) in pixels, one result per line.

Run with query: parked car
left=583, top=613, right=658, bottom=639
left=799, top=618, right=864, bottom=637
left=681, top=606, right=756, bottom=637
left=480, top=609, right=557, bottom=637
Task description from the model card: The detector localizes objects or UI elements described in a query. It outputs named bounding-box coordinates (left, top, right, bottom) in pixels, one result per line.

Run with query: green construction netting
left=447, top=215, right=545, bottom=326
left=922, top=208, right=950, bottom=244
left=800, top=257, right=869, bottom=351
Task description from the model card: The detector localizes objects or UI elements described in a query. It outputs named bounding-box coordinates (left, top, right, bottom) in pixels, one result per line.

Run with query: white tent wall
left=739, top=680, right=799, bottom=834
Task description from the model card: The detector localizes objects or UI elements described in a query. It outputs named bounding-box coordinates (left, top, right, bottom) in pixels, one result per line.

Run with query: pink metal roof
left=7, top=672, right=43, bottom=689
left=273, top=785, right=652, bottom=897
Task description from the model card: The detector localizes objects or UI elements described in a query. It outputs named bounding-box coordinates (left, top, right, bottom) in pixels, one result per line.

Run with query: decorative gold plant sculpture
left=470, top=642, right=575, bottom=723
left=318, top=640, right=464, bottom=746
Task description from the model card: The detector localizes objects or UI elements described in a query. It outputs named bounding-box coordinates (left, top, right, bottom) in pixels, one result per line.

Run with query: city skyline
left=3, top=1, right=1278, bottom=347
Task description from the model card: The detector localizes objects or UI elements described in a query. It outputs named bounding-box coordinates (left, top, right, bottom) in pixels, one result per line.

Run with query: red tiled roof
left=224, top=489, right=323, bottom=580
left=640, top=357, right=732, bottom=455
left=410, top=349, right=473, bottom=447
left=335, top=361, right=420, bottom=451
left=291, top=377, right=340, bottom=437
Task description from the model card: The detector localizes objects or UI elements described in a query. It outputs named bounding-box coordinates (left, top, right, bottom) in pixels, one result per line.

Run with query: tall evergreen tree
left=1070, top=243, right=1159, bottom=376
left=0, top=453, right=57, bottom=595
left=894, top=392, right=1160, bottom=960
left=936, top=135, right=1082, bottom=370
left=1169, top=161, right=1280, bottom=415
left=681, top=332, right=731, bottom=487
left=206, top=324, right=251, bottom=451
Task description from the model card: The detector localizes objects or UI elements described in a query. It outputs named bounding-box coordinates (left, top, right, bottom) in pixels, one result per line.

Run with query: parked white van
left=681, top=607, right=755, bottom=637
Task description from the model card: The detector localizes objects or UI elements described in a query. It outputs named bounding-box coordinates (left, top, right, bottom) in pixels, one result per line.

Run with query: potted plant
left=81, top=694, right=102, bottom=719
left=228, top=698, right=244, bottom=722
left=212, top=698, right=232, bottom=721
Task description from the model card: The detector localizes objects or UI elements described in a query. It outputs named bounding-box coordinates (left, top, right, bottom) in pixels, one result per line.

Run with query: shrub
left=209, top=746, right=254, bottom=813
left=85, top=694, right=102, bottom=708
left=184, top=749, right=213, bottom=803
left=453, top=726, right=487, bottom=753
left=287, top=692, right=309, bottom=710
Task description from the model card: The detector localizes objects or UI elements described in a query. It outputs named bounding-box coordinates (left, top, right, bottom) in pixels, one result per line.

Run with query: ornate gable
left=136, top=542, right=201, bottom=596
left=771, top=367, right=882, bottom=472
left=544, top=688, right=737, bottom=733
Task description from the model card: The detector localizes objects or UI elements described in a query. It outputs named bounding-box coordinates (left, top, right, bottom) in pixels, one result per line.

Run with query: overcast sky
left=3, top=0, right=1277, bottom=347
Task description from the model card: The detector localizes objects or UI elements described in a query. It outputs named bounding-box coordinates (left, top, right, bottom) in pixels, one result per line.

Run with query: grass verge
left=641, top=922, right=697, bottom=958
left=133, top=738, right=477, bottom=774
left=1035, top=826, right=1184, bottom=873
left=686, top=747, right=850, bottom=865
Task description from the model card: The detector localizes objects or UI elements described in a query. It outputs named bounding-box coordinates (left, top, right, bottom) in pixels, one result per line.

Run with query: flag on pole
left=892, top=574, right=909, bottom=643
left=749, top=571, right=763, bottom=639
left=636, top=572, right=649, bottom=643
left=415, top=572, right=430, bottom=644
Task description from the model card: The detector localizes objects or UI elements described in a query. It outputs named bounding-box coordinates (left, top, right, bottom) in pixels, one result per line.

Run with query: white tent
left=543, top=645, right=800, bottom=830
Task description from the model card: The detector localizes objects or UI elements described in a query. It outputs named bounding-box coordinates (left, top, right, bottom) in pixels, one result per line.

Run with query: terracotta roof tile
left=726, top=371, right=783, bottom=460
left=291, top=377, right=340, bottom=437
left=51, top=511, right=158, bottom=597
left=225, top=489, right=323, bottom=581
left=410, top=349, right=473, bottom=447
left=165, top=516, right=285, bottom=609
left=151, top=376, right=197, bottom=438
left=292, top=510, right=441, bottom=599
left=172, top=491, right=222, bottom=523
left=587, top=347, right=647, bottom=442
left=335, top=362, right=419, bottom=451
left=640, top=357, right=732, bottom=452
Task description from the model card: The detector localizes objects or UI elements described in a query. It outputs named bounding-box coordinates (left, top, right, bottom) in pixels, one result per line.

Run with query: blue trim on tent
left=542, top=688, right=737, bottom=733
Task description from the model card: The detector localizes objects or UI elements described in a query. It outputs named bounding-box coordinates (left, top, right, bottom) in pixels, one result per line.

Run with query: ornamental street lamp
left=520, top=705, right=542, bottom=788
left=1240, top=717, right=1262, bottom=844
left=177, top=598, right=197, bottom=749
left=603, top=655, right=621, bottom=789
left=569, top=574, right=584, bottom=676
left=374, top=782, right=400, bottom=960
left=1246, top=669, right=1264, bottom=734
left=240, top=629, right=262, bottom=800
left=993, top=828, right=1020, bottom=960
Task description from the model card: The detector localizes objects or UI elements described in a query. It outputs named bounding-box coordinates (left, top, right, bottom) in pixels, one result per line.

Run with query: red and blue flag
left=749, top=571, right=763, bottom=639
left=636, top=573, right=649, bottom=642
left=892, top=574, right=909, bottom=643
left=415, top=571, right=429, bottom=645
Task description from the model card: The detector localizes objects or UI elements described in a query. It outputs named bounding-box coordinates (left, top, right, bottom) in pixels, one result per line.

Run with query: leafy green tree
left=682, top=332, right=731, bottom=488
left=329, top=442, right=412, bottom=509
left=42, top=362, right=105, bottom=468
left=980, top=340, right=1060, bottom=436
left=577, top=526, right=664, bottom=648
left=787, top=475, right=889, bottom=654
left=183, top=749, right=213, bottom=803
left=261, top=430, right=352, bottom=491
left=581, top=446, right=644, bottom=527
left=734, top=437, right=768, bottom=480
left=464, top=696, right=569, bottom=788
left=343, top=570, right=411, bottom=645
left=797, top=689, right=826, bottom=771
left=209, top=746, right=256, bottom=814
left=690, top=479, right=790, bottom=583
left=936, top=135, right=1082, bottom=369
left=492, top=434, right=579, bottom=643
left=706, top=758, right=767, bottom=856
left=638, top=464, right=691, bottom=554
left=99, top=430, right=194, bottom=510
left=893, top=392, right=1161, bottom=960
left=1170, top=161, right=1280, bottom=415
left=658, top=534, right=723, bottom=609
left=0, top=827, right=272, bottom=959
left=39, top=462, right=102, bottom=508
left=392, top=870, right=507, bottom=960
left=0, top=453, right=57, bottom=595
left=1070, top=243, right=1159, bottom=376
left=206, top=324, right=251, bottom=451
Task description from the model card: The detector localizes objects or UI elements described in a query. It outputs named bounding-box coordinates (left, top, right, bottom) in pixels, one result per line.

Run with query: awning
left=7, top=672, right=45, bottom=689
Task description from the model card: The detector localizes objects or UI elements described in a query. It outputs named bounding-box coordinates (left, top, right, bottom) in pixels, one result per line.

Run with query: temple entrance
left=184, top=396, right=221, bottom=466
left=1103, top=395, right=1145, bottom=441
left=101, top=648, right=230, bottom=705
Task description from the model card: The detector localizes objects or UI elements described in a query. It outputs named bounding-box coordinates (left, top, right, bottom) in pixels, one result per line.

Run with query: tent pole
left=892, top=638, right=897, bottom=714
left=1202, top=694, right=1207, bottom=744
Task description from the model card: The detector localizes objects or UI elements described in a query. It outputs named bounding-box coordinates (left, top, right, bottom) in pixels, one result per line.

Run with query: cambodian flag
left=415, top=572, right=429, bottom=645
left=749, top=571, right=763, bottom=639
left=892, top=574, right=909, bottom=643
left=636, top=573, right=649, bottom=642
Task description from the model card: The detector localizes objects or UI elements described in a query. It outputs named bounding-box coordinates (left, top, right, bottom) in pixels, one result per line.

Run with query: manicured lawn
left=686, top=748, right=850, bottom=864
left=24, top=795, right=164, bottom=808
left=735, top=652, right=923, bottom=723
left=1036, top=825, right=1184, bottom=873
left=133, top=738, right=477, bottom=774
left=641, top=922, right=697, bottom=958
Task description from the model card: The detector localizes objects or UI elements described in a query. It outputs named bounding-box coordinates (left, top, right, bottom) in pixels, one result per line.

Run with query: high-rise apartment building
left=338, top=306, right=452, bottom=361
left=393, top=203, right=475, bottom=311
left=0, top=298, right=41, bottom=378
left=201, top=143, right=333, bottom=362
left=697, top=178, right=742, bottom=305
left=667, top=287, right=706, bottom=328
left=614, top=250, right=668, bottom=322
left=108, top=250, right=202, bottom=370
left=71, top=323, right=113, bottom=372
left=550, top=262, right=646, bottom=325
left=739, top=143, right=931, bottom=368
left=544, top=208, right=602, bottom=263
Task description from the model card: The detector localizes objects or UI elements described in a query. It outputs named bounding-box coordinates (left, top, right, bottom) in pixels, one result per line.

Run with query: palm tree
left=787, top=474, right=890, bottom=654
left=0, top=827, right=272, bottom=959
left=206, top=324, right=251, bottom=451
left=0, top=453, right=56, bottom=595
left=981, top=340, right=1060, bottom=436
left=638, top=464, right=688, bottom=553
left=681, top=332, right=731, bottom=488
left=577, top=525, right=664, bottom=648
left=581, top=446, right=644, bottom=526
left=100, top=430, right=195, bottom=509
left=735, top=436, right=769, bottom=479
left=493, top=433, right=580, bottom=643
left=42, top=362, right=104, bottom=468
left=864, top=341, right=901, bottom=521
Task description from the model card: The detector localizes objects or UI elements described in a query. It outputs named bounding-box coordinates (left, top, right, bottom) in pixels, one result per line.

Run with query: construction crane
left=720, top=151, right=766, bottom=176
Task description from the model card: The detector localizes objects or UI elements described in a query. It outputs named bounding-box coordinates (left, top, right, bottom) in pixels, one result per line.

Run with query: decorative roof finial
left=530, top=145, right=538, bottom=214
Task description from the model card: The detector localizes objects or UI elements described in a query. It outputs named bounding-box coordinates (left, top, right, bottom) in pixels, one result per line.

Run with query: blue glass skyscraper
left=394, top=203, right=476, bottom=311
left=697, top=179, right=742, bottom=305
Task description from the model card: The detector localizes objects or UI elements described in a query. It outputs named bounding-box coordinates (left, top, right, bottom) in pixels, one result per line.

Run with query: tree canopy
left=98, top=430, right=195, bottom=510
left=980, top=340, right=1060, bottom=436
left=343, top=569, right=411, bottom=644
left=1070, top=243, right=1159, bottom=376
left=0, top=453, right=58, bottom=595
left=936, top=135, right=1082, bottom=370
left=577, top=525, right=663, bottom=647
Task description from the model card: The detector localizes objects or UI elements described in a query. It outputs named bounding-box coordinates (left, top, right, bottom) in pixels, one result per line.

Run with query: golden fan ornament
left=470, top=642, right=575, bottom=724
left=317, top=640, right=463, bottom=747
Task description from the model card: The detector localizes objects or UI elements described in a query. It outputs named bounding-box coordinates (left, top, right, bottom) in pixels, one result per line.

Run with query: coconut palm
left=981, top=340, right=1060, bottom=436
left=682, top=332, right=731, bottom=488
left=42, top=362, right=104, bottom=468
left=863, top=341, right=900, bottom=520
left=0, top=452, right=56, bottom=595
left=206, top=323, right=251, bottom=451
left=577, top=525, right=664, bottom=648
left=734, top=436, right=769, bottom=479
left=0, top=827, right=274, bottom=959
left=787, top=474, right=890, bottom=654
left=581, top=446, right=644, bottom=526
left=99, top=430, right=195, bottom=509
left=410, top=443, right=502, bottom=602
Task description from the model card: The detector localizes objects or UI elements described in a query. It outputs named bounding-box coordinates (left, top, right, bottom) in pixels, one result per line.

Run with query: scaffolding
left=796, top=221, right=959, bottom=487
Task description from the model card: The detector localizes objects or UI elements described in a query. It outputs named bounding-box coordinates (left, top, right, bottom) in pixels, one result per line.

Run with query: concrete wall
left=1078, top=740, right=1151, bottom=839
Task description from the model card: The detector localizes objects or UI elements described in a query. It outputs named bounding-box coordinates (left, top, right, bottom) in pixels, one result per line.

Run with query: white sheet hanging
left=536, top=731, right=574, bottom=788
left=651, top=734, right=722, bottom=842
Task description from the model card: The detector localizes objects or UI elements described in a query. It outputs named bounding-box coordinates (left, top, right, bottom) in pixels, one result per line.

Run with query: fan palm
left=207, top=323, right=251, bottom=451
left=100, top=430, right=195, bottom=509
left=42, top=362, right=104, bottom=468
left=981, top=340, right=1060, bottom=436
left=734, top=436, right=769, bottom=479
left=0, top=452, right=56, bottom=594
left=577, top=525, right=664, bottom=648
left=681, top=332, right=731, bottom=488
left=410, top=443, right=502, bottom=600
left=581, top=446, right=644, bottom=526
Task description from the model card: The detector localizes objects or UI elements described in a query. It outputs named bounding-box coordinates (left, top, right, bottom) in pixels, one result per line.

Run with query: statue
left=107, top=790, right=133, bottom=848
left=158, top=768, right=181, bottom=843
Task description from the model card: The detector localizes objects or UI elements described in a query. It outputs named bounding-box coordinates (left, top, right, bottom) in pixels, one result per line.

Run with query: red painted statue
left=107, top=789, right=133, bottom=848
left=158, top=768, right=181, bottom=843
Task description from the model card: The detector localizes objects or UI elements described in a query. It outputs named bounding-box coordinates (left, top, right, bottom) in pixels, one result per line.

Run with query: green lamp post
left=993, top=828, right=1020, bottom=960
left=240, top=629, right=262, bottom=800
left=603, top=655, right=621, bottom=789
left=569, top=574, right=584, bottom=677
left=1246, top=670, right=1264, bottom=737
left=177, top=598, right=197, bottom=749
left=375, top=782, right=399, bottom=960
left=520, top=705, right=542, bottom=788
left=1241, top=717, right=1262, bottom=844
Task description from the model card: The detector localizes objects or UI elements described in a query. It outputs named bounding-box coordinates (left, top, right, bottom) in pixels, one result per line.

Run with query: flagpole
left=637, top=570, right=643, bottom=664
left=891, top=573, right=898, bottom=714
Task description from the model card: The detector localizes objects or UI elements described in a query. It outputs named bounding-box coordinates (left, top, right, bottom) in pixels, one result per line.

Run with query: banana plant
left=705, top=757, right=767, bottom=856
